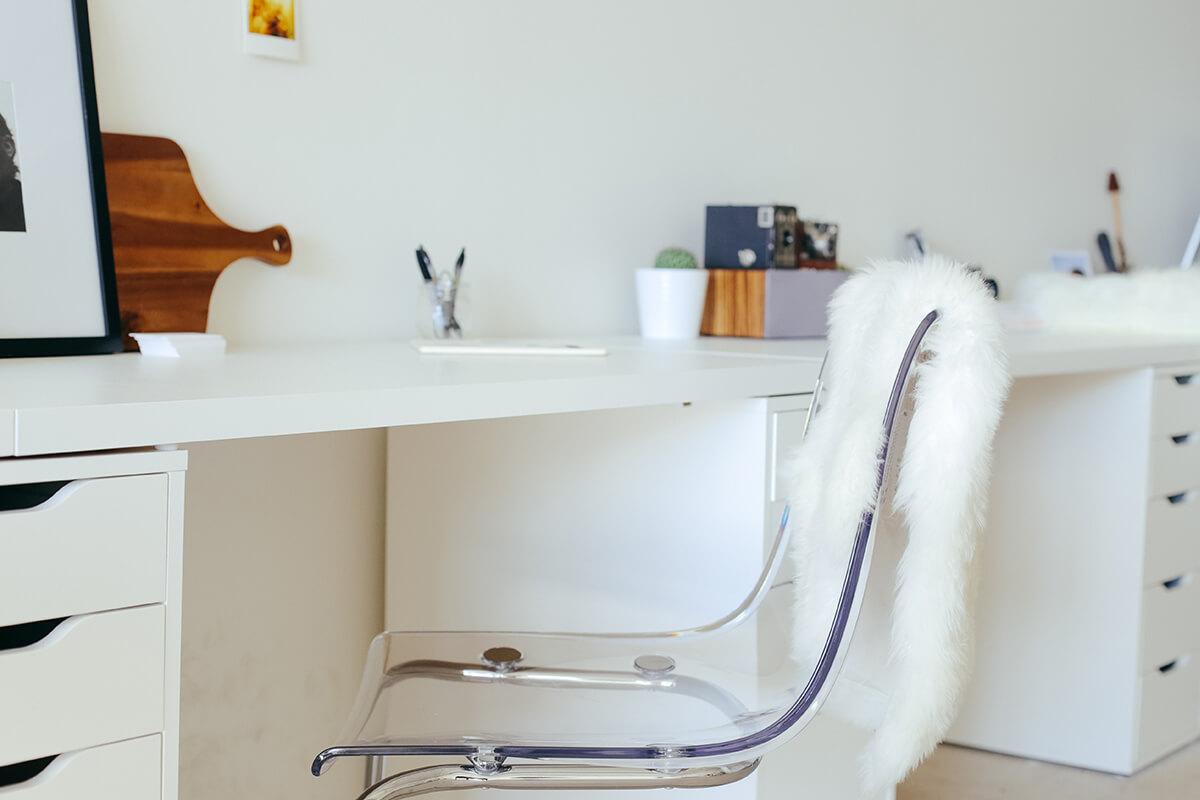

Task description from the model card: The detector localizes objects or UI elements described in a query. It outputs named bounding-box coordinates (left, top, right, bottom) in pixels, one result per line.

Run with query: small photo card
left=244, top=0, right=299, bottom=61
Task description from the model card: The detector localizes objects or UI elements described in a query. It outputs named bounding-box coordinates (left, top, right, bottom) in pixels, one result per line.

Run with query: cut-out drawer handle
left=0, top=617, right=68, bottom=653
left=1169, top=433, right=1196, bottom=446
left=1166, top=490, right=1196, bottom=505
left=0, top=481, right=70, bottom=513
left=0, top=754, right=57, bottom=788
left=1162, top=574, right=1192, bottom=591
left=1173, top=374, right=1197, bottom=386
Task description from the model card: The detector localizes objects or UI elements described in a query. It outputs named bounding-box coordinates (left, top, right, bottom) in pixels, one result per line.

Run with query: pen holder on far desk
left=419, top=274, right=464, bottom=339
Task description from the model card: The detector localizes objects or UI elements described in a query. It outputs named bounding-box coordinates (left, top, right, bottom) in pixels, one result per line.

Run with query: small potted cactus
left=635, top=248, right=710, bottom=339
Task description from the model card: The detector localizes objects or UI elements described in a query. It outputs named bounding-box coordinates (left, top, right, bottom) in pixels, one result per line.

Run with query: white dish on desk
left=131, top=332, right=227, bottom=358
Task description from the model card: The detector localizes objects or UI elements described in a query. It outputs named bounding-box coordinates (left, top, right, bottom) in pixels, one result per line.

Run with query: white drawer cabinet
left=0, top=451, right=185, bottom=800
left=0, top=474, right=169, bottom=628
left=0, top=735, right=161, bottom=800
left=949, top=365, right=1200, bottom=775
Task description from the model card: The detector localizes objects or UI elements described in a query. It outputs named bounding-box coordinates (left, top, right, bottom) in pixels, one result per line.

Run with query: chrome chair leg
left=365, top=755, right=385, bottom=791
left=356, top=760, right=759, bottom=800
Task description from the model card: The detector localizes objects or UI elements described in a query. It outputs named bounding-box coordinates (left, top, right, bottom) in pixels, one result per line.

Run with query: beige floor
left=898, top=741, right=1200, bottom=799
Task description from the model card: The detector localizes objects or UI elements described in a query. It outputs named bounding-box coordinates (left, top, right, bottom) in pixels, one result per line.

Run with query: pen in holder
left=416, top=246, right=465, bottom=339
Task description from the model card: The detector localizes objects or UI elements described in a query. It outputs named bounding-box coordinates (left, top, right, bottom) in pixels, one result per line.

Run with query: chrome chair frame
left=316, top=312, right=939, bottom=800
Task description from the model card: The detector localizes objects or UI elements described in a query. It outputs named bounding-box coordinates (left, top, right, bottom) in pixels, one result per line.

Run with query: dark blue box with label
left=704, top=205, right=798, bottom=269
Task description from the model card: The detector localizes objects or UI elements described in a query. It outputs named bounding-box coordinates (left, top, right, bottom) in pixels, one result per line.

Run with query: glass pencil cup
left=417, top=273, right=464, bottom=339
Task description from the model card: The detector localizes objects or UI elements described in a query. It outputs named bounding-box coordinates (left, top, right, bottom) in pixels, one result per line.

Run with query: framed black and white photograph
left=0, top=0, right=122, bottom=357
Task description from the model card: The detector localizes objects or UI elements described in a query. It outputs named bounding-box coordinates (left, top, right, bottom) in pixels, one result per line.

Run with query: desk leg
left=163, top=470, right=186, bottom=800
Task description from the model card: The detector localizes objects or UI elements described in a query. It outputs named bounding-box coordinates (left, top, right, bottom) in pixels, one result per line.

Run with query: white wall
left=179, top=431, right=385, bottom=800
left=89, top=0, right=1200, bottom=345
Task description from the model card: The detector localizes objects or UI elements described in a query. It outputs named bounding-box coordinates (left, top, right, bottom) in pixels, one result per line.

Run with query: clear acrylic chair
left=312, top=311, right=939, bottom=800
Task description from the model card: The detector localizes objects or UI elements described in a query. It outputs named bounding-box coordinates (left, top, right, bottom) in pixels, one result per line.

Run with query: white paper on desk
left=411, top=340, right=608, bottom=357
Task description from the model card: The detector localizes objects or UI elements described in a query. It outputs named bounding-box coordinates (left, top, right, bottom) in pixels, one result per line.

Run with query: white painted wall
left=89, top=0, right=1200, bottom=345
left=180, top=431, right=386, bottom=800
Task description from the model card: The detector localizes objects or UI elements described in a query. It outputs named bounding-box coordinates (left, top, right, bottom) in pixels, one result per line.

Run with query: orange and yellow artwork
left=248, top=0, right=295, bottom=40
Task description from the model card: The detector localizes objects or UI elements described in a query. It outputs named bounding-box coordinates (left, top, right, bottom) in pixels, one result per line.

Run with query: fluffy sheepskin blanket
left=1014, top=268, right=1200, bottom=336
left=786, top=257, right=1010, bottom=792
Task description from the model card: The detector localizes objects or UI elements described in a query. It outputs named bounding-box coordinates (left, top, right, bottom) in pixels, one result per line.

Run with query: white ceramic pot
left=635, top=268, right=710, bottom=339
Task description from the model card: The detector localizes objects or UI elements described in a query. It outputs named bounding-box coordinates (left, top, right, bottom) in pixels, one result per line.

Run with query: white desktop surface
left=0, top=340, right=820, bottom=457
left=633, top=331, right=1200, bottom=378
left=3, top=330, right=1198, bottom=458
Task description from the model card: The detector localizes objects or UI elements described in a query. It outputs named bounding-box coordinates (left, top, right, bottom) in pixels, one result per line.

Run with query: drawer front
left=1140, top=574, right=1200, bottom=673
left=0, top=606, right=165, bottom=766
left=1137, top=656, right=1200, bottom=767
left=0, top=475, right=168, bottom=628
left=1154, top=369, right=1200, bottom=437
left=0, top=735, right=160, bottom=800
left=1145, top=490, right=1200, bottom=585
left=1150, top=433, right=1200, bottom=497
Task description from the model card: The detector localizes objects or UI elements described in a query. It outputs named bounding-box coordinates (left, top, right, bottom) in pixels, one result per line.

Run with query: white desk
left=3, top=331, right=1199, bottom=800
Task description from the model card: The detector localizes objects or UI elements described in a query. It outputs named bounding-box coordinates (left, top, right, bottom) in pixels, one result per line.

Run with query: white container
left=635, top=268, right=709, bottom=339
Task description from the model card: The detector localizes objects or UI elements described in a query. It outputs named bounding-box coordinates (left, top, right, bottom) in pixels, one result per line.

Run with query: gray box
left=763, top=269, right=850, bottom=338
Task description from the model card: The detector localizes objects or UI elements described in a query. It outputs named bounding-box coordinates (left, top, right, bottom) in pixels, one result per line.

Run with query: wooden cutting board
left=101, top=133, right=292, bottom=348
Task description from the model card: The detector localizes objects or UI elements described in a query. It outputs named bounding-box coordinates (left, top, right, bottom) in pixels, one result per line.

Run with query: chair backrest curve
left=678, top=309, right=939, bottom=760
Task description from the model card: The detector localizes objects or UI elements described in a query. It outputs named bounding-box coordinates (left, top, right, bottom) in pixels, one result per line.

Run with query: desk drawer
left=1137, top=655, right=1200, bottom=767
left=1146, top=490, right=1200, bottom=585
left=0, top=475, right=168, bottom=628
left=0, top=735, right=160, bottom=800
left=1150, top=433, right=1200, bottom=497
left=1154, top=368, right=1200, bottom=437
left=1140, top=574, right=1200, bottom=673
left=0, top=606, right=165, bottom=766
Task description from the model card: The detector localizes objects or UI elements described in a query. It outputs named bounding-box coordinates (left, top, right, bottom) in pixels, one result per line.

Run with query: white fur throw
left=1015, top=269, right=1200, bottom=336
left=786, top=257, right=1010, bottom=792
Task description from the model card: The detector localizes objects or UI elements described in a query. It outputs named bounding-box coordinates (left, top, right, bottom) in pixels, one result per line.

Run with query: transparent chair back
left=313, top=312, right=939, bottom=798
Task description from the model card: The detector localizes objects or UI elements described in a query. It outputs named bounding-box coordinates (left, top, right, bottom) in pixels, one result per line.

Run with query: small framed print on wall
left=0, top=0, right=122, bottom=358
left=244, top=0, right=300, bottom=61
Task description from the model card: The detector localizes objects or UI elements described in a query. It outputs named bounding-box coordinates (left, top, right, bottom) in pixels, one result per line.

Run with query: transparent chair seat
left=314, top=312, right=938, bottom=798
left=314, top=514, right=820, bottom=774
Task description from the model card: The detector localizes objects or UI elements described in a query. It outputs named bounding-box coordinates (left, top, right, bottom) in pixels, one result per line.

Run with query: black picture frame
left=0, top=0, right=122, bottom=358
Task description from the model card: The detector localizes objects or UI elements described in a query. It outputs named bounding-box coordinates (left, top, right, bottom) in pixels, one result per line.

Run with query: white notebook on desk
left=411, top=340, right=609, bottom=357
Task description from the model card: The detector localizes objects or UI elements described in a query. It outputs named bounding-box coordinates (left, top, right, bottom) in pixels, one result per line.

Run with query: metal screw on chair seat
left=481, top=646, right=523, bottom=671
left=469, top=747, right=505, bottom=774
left=634, top=654, right=676, bottom=677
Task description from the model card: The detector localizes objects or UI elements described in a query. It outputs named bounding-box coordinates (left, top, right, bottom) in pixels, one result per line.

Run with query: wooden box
left=701, top=268, right=848, bottom=338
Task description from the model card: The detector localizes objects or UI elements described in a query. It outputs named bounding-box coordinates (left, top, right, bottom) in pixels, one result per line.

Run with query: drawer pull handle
left=1174, top=374, right=1198, bottom=386
left=0, top=481, right=70, bottom=513
left=0, top=754, right=57, bottom=788
left=1166, top=491, right=1194, bottom=505
left=1169, top=433, right=1195, bottom=446
left=0, top=617, right=68, bottom=653
left=1158, top=659, right=1180, bottom=674
left=1162, top=575, right=1191, bottom=591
